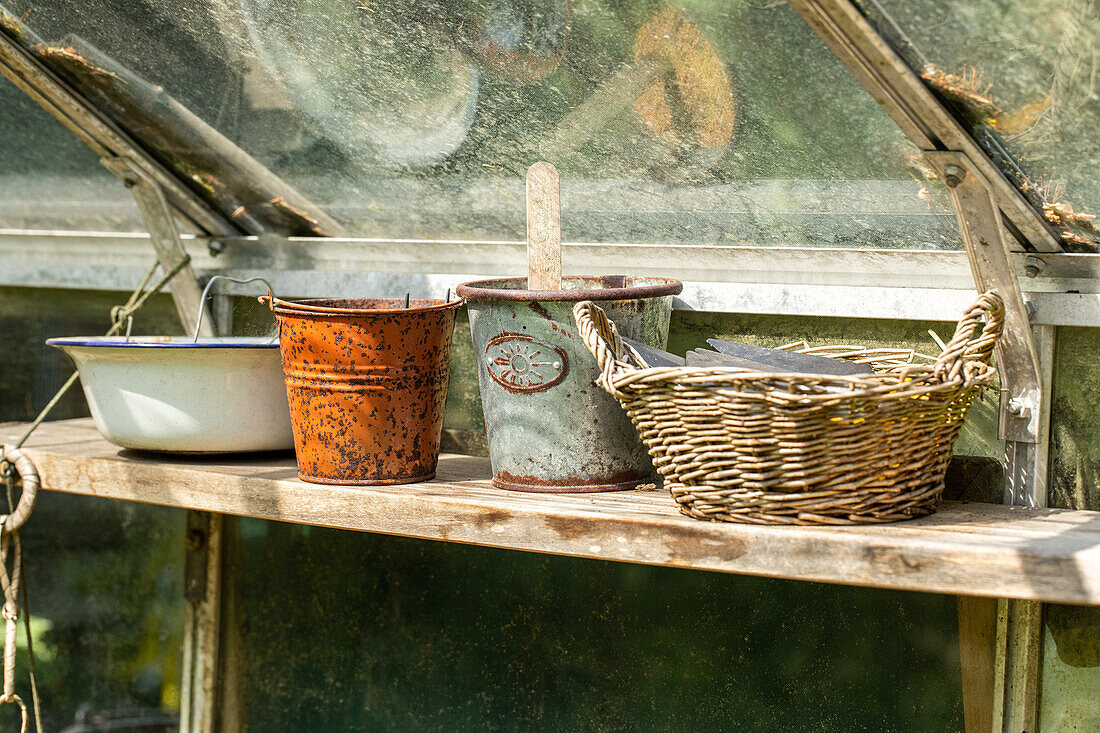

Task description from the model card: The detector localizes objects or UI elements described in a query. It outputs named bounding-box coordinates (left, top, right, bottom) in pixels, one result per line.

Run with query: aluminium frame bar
left=102, top=158, right=215, bottom=337
left=924, top=152, right=1044, bottom=450
left=3, top=231, right=1099, bottom=324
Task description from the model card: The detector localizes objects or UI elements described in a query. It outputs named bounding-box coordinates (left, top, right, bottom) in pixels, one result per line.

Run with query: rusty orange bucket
left=266, top=296, right=462, bottom=485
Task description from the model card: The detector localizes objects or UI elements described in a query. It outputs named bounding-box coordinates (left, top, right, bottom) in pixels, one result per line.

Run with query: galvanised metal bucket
left=456, top=276, right=682, bottom=492
left=267, top=296, right=462, bottom=485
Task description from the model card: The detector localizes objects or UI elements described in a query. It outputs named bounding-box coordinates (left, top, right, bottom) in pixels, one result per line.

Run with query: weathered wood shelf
left=6, top=419, right=1100, bottom=605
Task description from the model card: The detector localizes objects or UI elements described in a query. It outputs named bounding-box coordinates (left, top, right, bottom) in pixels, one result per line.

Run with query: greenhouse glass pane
left=0, top=83, right=143, bottom=231
left=2, top=0, right=959, bottom=248
left=231, top=521, right=965, bottom=731
left=15, top=494, right=185, bottom=733
left=861, top=0, right=1100, bottom=250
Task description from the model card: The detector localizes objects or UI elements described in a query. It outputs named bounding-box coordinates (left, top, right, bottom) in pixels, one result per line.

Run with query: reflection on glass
left=3, top=1, right=959, bottom=247
left=861, top=0, right=1100, bottom=251
left=242, top=0, right=486, bottom=169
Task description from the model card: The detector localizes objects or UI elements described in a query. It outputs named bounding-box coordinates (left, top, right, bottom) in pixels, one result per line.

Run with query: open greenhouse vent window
left=0, top=0, right=988, bottom=251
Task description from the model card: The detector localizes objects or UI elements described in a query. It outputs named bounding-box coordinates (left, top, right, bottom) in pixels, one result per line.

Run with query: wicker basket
left=572, top=292, right=1004, bottom=525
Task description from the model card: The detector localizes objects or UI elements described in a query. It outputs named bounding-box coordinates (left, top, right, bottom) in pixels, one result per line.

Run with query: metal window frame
left=0, top=27, right=237, bottom=239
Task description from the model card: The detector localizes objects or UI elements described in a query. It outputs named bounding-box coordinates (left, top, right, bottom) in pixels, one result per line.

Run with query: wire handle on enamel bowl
left=193, top=275, right=277, bottom=342
left=933, top=291, right=1005, bottom=383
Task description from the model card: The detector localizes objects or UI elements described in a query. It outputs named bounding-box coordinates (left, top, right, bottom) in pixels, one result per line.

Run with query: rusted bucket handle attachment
left=192, top=275, right=277, bottom=342
left=0, top=448, right=37, bottom=535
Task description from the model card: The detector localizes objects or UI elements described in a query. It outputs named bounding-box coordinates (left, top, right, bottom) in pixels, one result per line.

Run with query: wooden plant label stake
left=526, top=161, right=562, bottom=291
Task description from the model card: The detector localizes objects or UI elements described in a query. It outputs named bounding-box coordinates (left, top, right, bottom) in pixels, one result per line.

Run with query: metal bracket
left=102, top=157, right=214, bottom=337
left=923, top=152, right=1051, bottom=511
left=924, top=154, right=1042, bottom=430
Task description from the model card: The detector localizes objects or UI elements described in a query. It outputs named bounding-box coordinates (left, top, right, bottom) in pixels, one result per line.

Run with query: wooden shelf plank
left=6, top=419, right=1100, bottom=605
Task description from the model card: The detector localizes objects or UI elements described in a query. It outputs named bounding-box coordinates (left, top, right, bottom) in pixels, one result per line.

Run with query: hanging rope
left=0, top=255, right=194, bottom=732
left=0, top=452, right=36, bottom=733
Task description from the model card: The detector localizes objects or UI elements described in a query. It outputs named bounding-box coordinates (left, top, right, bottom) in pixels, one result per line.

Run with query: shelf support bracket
left=102, top=157, right=214, bottom=337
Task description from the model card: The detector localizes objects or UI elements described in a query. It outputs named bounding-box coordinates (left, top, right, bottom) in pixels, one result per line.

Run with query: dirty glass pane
left=0, top=286, right=185, bottom=733
left=0, top=286, right=183, bottom=422
left=3, top=0, right=959, bottom=247
left=0, top=83, right=142, bottom=231
left=1042, top=325, right=1100, bottom=731
left=232, top=520, right=964, bottom=731
left=861, top=1, right=1100, bottom=250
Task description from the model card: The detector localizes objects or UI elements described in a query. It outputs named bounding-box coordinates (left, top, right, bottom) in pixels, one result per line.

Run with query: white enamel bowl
left=47, top=336, right=294, bottom=453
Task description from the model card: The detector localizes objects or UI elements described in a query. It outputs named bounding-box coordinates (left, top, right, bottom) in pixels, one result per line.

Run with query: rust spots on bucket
left=526, top=302, right=572, bottom=338
left=269, top=296, right=462, bottom=485
left=528, top=301, right=552, bottom=320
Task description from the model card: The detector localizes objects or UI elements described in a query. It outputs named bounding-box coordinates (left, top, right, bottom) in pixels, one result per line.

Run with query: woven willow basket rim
left=599, top=358, right=999, bottom=403
left=576, top=292, right=1004, bottom=402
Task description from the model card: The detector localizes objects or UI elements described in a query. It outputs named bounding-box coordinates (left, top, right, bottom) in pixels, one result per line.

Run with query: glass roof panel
left=2, top=0, right=961, bottom=248
left=860, top=0, right=1100, bottom=251
left=0, top=81, right=143, bottom=231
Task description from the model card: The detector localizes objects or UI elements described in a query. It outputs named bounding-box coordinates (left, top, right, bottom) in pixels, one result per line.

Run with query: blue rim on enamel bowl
left=46, top=336, right=278, bottom=349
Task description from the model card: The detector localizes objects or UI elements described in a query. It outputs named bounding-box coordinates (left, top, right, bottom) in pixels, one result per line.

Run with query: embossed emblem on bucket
left=485, top=333, right=568, bottom=394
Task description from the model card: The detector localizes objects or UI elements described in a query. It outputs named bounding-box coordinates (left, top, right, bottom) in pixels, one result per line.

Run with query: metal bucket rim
left=46, top=336, right=278, bottom=349
left=456, top=275, right=682, bottom=303
left=265, top=296, right=464, bottom=317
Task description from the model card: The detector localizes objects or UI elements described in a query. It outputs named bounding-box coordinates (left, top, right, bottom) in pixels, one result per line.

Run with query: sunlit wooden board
left=5, top=419, right=1099, bottom=605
